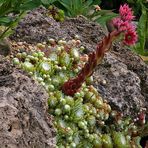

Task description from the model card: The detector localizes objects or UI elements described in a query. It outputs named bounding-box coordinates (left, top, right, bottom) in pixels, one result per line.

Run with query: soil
left=9, top=6, right=148, bottom=118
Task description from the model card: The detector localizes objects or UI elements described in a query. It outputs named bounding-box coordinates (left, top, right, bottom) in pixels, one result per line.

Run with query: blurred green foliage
left=52, top=0, right=117, bottom=28
left=53, top=0, right=101, bottom=17
left=0, top=0, right=57, bottom=41
left=127, top=0, right=148, bottom=56
left=0, top=0, right=41, bottom=40
left=87, top=9, right=118, bottom=27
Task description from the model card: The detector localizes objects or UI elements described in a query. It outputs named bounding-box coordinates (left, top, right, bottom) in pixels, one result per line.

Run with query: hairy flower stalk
left=62, top=31, right=120, bottom=96
left=62, top=4, right=137, bottom=96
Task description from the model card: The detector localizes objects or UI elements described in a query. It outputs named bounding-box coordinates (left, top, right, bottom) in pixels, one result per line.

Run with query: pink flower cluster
left=112, top=4, right=138, bottom=45
left=119, top=4, right=135, bottom=21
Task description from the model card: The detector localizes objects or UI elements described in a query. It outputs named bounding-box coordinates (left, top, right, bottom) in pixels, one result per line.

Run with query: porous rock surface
left=93, top=49, right=146, bottom=116
left=0, top=56, right=56, bottom=148
left=10, top=7, right=148, bottom=118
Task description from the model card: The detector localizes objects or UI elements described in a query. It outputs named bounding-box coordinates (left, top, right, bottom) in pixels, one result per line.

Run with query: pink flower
left=112, top=4, right=137, bottom=45
left=113, top=18, right=129, bottom=31
left=112, top=17, right=123, bottom=29
left=120, top=21, right=136, bottom=32
left=124, top=29, right=138, bottom=45
left=119, top=4, right=135, bottom=21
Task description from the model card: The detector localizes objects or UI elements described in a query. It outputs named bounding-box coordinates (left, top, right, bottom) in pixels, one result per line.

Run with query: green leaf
left=84, top=0, right=93, bottom=7
left=58, top=0, right=72, bottom=14
left=0, top=29, right=14, bottom=38
left=0, top=0, right=6, bottom=4
left=127, top=0, right=134, bottom=3
left=91, top=0, right=101, bottom=5
left=57, top=0, right=97, bottom=17
left=19, top=0, right=41, bottom=11
left=94, top=12, right=117, bottom=27
left=0, top=16, right=12, bottom=25
left=137, top=4, right=147, bottom=52
left=71, top=99, right=84, bottom=121
left=0, top=0, right=12, bottom=16
left=82, top=0, right=93, bottom=15
left=41, top=0, right=57, bottom=5
left=72, top=99, right=83, bottom=113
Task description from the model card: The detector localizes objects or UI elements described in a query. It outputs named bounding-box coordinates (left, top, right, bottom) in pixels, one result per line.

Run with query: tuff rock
left=0, top=56, right=56, bottom=148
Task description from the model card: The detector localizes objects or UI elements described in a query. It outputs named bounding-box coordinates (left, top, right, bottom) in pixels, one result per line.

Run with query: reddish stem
left=62, top=30, right=121, bottom=96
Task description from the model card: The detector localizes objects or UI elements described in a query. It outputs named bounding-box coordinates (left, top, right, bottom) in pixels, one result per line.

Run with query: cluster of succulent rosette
left=12, top=4, right=146, bottom=148
left=48, top=5, right=65, bottom=22
left=13, top=37, right=144, bottom=147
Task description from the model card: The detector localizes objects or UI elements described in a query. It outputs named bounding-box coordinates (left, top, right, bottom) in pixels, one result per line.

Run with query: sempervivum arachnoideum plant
left=62, top=4, right=138, bottom=96
left=13, top=38, right=145, bottom=147
left=12, top=4, right=147, bottom=148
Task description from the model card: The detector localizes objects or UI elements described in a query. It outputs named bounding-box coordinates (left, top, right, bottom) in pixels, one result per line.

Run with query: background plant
left=52, top=0, right=117, bottom=28
left=127, top=0, right=148, bottom=56
left=53, top=0, right=100, bottom=17
left=0, top=0, right=57, bottom=41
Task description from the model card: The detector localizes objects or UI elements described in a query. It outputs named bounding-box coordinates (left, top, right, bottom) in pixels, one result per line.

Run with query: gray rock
left=10, top=6, right=65, bottom=43
left=93, top=51, right=145, bottom=117
left=0, top=56, right=56, bottom=148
